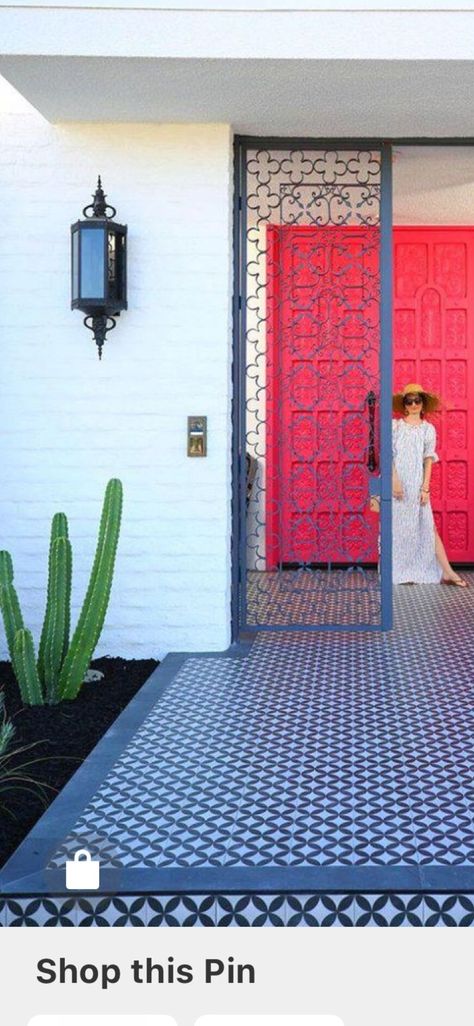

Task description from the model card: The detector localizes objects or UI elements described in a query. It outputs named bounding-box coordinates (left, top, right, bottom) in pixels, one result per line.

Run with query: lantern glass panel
left=107, top=231, right=116, bottom=287
left=81, top=226, right=105, bottom=299
left=117, top=233, right=126, bottom=303
left=72, top=229, right=79, bottom=301
left=107, top=230, right=118, bottom=303
left=107, top=228, right=126, bottom=305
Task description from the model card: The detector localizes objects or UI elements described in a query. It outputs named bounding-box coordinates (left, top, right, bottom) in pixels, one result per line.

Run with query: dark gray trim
left=231, top=137, right=243, bottom=642
left=238, top=141, right=249, bottom=633
left=379, top=142, right=393, bottom=630
left=383, top=138, right=474, bottom=145
left=232, top=136, right=390, bottom=635
left=236, top=136, right=388, bottom=148
left=236, top=136, right=474, bottom=147
left=4, top=866, right=474, bottom=899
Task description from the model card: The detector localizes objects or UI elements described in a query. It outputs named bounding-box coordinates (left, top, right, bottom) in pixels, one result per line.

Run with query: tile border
left=2, top=892, right=474, bottom=926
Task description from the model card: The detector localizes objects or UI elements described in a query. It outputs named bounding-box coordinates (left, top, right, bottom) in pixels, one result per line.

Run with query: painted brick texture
left=0, top=88, right=233, bottom=658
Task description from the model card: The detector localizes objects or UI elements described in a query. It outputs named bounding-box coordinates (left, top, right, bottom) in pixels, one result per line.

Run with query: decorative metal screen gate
left=233, top=139, right=393, bottom=633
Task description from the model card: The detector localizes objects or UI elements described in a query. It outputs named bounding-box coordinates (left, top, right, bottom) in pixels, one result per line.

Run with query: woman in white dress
left=392, top=382, right=468, bottom=587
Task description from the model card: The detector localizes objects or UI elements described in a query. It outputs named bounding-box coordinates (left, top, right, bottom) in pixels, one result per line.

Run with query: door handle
left=366, top=390, right=377, bottom=472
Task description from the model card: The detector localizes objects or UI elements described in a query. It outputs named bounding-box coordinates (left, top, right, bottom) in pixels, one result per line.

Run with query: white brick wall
left=0, top=84, right=233, bottom=659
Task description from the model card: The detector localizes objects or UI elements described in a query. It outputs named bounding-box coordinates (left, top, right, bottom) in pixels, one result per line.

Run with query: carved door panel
left=266, top=224, right=380, bottom=567
left=393, top=228, right=474, bottom=562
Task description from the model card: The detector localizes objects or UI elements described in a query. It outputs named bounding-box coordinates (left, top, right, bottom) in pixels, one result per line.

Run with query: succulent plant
left=37, top=512, right=71, bottom=692
left=0, top=690, right=52, bottom=808
left=0, top=479, right=123, bottom=705
left=59, top=479, right=123, bottom=701
left=13, top=628, right=43, bottom=706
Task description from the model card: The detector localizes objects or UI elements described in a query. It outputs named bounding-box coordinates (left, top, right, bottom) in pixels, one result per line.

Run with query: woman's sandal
left=442, top=575, right=469, bottom=588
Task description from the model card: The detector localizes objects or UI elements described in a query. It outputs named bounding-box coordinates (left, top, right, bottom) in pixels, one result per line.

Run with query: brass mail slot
left=187, top=416, right=207, bottom=457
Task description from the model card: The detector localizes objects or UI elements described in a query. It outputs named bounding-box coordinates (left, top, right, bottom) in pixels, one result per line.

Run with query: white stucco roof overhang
left=1, top=3, right=474, bottom=132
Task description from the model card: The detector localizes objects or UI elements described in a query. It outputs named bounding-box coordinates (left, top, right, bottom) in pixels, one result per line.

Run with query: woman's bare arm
left=421, top=456, right=433, bottom=504
left=392, top=461, right=403, bottom=499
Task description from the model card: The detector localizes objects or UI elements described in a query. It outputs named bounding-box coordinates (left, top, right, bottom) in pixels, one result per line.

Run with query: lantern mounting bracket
left=83, top=313, right=117, bottom=360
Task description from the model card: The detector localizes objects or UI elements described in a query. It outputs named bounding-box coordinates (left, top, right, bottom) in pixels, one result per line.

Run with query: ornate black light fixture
left=71, top=177, right=127, bottom=358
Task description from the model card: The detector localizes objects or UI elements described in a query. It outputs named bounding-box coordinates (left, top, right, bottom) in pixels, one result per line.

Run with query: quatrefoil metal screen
left=233, top=140, right=393, bottom=632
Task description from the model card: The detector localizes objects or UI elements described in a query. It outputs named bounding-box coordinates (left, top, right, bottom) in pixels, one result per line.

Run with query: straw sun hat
left=392, top=382, right=442, bottom=415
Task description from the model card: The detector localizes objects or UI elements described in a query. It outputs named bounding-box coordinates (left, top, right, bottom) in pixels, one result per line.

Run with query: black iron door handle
left=366, top=390, right=377, bottom=472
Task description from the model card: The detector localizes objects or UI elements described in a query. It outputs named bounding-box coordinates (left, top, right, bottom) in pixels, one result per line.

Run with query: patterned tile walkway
left=2, top=577, right=474, bottom=925
left=53, top=579, right=474, bottom=870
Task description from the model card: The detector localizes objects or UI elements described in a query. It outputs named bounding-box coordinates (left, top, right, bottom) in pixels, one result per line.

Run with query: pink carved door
left=266, top=224, right=380, bottom=567
left=393, top=227, right=474, bottom=562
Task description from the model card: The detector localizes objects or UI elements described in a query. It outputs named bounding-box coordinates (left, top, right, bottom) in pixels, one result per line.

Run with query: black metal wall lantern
left=71, top=177, right=127, bottom=359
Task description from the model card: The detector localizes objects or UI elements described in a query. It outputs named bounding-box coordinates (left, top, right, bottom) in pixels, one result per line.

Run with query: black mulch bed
left=0, top=657, right=158, bottom=869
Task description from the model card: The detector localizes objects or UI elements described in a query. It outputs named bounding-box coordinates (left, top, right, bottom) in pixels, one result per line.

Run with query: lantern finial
left=82, top=176, right=117, bottom=220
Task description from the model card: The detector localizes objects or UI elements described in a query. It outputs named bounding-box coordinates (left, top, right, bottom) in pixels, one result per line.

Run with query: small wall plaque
left=187, top=416, right=207, bottom=457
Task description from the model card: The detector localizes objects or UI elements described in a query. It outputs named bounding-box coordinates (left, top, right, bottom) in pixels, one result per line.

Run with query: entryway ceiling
left=1, top=57, right=474, bottom=133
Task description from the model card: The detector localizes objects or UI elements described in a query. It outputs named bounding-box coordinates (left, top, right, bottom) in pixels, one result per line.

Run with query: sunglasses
left=404, top=396, right=423, bottom=406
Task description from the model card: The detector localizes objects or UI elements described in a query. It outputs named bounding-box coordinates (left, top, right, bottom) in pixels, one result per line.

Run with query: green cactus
left=38, top=514, right=71, bottom=698
left=13, top=628, right=43, bottom=706
left=52, top=513, right=69, bottom=542
left=59, top=479, right=123, bottom=701
left=0, top=481, right=122, bottom=707
left=0, top=579, right=25, bottom=666
left=0, top=551, right=24, bottom=665
left=41, top=537, right=73, bottom=704
left=0, top=551, right=14, bottom=586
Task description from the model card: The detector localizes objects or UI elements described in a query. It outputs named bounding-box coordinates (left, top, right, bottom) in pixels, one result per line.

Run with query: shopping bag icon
left=65, top=849, right=100, bottom=890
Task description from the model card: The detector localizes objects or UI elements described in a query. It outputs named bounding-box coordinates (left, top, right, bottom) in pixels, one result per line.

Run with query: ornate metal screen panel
left=235, top=141, right=392, bottom=631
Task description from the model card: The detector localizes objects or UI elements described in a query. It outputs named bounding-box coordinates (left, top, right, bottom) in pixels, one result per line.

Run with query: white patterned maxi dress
left=392, top=419, right=443, bottom=584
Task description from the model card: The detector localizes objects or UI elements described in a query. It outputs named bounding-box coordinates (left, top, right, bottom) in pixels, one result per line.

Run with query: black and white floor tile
left=2, top=577, right=474, bottom=925
left=246, top=568, right=381, bottom=627
left=49, top=578, right=474, bottom=873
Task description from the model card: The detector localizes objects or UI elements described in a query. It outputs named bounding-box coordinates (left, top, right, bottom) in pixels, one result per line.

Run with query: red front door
left=393, top=227, right=474, bottom=562
left=266, top=225, right=474, bottom=567
left=266, top=224, right=380, bottom=568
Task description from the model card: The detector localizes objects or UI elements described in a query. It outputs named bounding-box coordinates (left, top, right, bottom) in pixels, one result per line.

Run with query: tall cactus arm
left=0, top=551, right=14, bottom=586
left=13, top=628, right=43, bottom=706
left=59, top=479, right=123, bottom=701
left=0, top=580, right=25, bottom=664
left=49, top=512, right=69, bottom=544
left=41, top=537, right=73, bottom=704
left=38, top=513, right=70, bottom=684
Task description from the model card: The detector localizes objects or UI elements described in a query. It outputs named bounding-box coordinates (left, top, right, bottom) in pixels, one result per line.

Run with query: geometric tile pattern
left=2, top=893, right=474, bottom=926
left=50, top=576, right=474, bottom=870
left=246, top=568, right=382, bottom=627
